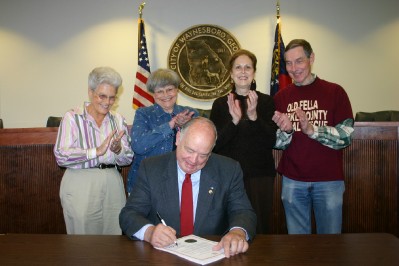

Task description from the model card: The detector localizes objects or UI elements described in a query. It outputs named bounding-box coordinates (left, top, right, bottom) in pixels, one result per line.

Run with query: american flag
left=133, top=18, right=154, bottom=109
left=270, top=20, right=291, bottom=97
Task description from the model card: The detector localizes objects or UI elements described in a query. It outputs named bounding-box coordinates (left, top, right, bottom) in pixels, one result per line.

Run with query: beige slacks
left=60, top=168, right=126, bottom=235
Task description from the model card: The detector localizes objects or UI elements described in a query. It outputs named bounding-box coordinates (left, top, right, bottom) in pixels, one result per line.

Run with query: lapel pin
left=208, top=187, right=214, bottom=194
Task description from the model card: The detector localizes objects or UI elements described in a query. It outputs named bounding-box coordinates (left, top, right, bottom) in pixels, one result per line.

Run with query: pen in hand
left=157, top=211, right=178, bottom=246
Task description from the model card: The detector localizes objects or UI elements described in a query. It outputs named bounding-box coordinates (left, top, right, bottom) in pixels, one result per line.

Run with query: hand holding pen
left=144, top=213, right=177, bottom=248
left=157, top=212, right=178, bottom=246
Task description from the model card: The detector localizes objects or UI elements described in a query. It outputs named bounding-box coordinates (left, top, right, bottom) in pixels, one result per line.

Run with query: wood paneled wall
left=0, top=123, right=398, bottom=235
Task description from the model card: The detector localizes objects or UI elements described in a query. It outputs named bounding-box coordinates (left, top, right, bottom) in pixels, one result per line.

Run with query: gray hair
left=88, top=66, right=122, bottom=92
left=285, top=39, right=314, bottom=58
left=146, top=68, right=181, bottom=93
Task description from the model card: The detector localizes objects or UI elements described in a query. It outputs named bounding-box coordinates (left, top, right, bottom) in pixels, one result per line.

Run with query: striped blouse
left=54, top=102, right=133, bottom=169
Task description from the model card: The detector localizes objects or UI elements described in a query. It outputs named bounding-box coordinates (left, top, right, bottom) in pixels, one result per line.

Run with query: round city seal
left=167, top=24, right=241, bottom=101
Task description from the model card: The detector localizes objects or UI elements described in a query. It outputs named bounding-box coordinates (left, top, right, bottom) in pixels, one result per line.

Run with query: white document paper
left=154, top=235, right=225, bottom=265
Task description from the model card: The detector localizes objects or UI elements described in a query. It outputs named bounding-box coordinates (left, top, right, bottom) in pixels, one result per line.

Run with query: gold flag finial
left=276, top=0, right=280, bottom=19
left=139, top=2, right=146, bottom=19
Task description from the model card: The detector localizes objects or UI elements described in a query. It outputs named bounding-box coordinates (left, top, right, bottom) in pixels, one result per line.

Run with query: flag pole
left=276, top=1, right=281, bottom=50
left=137, top=2, right=148, bottom=60
left=276, top=0, right=280, bottom=20
left=138, top=2, right=145, bottom=19
left=138, top=2, right=145, bottom=47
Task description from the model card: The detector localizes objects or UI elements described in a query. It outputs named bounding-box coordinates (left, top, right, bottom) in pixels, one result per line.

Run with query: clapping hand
left=246, top=90, right=258, bottom=121
left=96, top=129, right=125, bottom=156
left=170, top=109, right=195, bottom=129
left=109, top=130, right=125, bottom=154
left=295, top=108, right=314, bottom=136
left=272, top=111, right=293, bottom=133
left=227, top=93, right=242, bottom=125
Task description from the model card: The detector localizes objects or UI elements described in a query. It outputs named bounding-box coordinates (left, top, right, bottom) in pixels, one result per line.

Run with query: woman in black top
left=210, top=49, right=277, bottom=234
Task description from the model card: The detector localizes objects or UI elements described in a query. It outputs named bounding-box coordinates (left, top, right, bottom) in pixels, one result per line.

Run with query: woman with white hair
left=54, top=66, right=133, bottom=235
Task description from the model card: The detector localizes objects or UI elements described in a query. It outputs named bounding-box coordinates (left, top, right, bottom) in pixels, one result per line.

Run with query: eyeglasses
left=153, top=87, right=177, bottom=96
left=233, top=64, right=254, bottom=73
left=94, top=92, right=117, bottom=102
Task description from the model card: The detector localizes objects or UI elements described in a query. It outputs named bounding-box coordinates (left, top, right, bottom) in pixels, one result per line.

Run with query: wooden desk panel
left=0, top=144, right=66, bottom=233
left=344, top=139, right=397, bottom=234
left=344, top=122, right=398, bottom=235
left=1, top=123, right=398, bottom=235
left=352, top=122, right=399, bottom=140
left=0, top=127, right=58, bottom=145
left=0, top=234, right=398, bottom=265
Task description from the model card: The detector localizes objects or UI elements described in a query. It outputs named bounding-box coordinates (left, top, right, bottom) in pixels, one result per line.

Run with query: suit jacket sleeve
left=194, top=154, right=257, bottom=240
left=119, top=159, right=154, bottom=239
left=119, top=153, right=181, bottom=239
left=223, top=158, right=257, bottom=240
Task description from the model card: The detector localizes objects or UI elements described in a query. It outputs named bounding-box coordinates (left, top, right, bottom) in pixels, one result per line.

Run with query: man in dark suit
left=119, top=117, right=256, bottom=257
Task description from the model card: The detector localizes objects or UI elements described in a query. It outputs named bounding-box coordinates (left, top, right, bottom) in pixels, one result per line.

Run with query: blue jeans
left=281, top=176, right=345, bottom=234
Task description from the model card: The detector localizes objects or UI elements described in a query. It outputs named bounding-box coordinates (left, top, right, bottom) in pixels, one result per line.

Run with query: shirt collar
left=74, top=101, right=112, bottom=125
left=177, top=162, right=201, bottom=184
left=153, top=103, right=179, bottom=117
left=294, top=73, right=317, bottom=86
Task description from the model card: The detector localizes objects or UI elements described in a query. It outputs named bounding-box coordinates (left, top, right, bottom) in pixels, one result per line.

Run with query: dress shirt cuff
left=133, top=224, right=153, bottom=241
left=309, top=125, right=319, bottom=139
left=284, top=129, right=294, bottom=136
left=230, top=226, right=249, bottom=241
left=86, top=148, right=97, bottom=159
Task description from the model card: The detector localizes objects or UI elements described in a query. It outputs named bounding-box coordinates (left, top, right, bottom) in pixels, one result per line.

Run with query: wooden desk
left=0, top=233, right=398, bottom=265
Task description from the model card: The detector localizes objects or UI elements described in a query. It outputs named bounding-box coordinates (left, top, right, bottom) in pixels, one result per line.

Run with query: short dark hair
left=285, top=39, right=313, bottom=58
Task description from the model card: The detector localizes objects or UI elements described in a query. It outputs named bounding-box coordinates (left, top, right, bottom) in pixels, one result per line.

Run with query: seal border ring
left=167, top=24, right=241, bottom=101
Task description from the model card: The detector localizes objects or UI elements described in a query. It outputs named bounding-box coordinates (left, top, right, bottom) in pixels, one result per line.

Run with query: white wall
left=1, top=0, right=398, bottom=128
